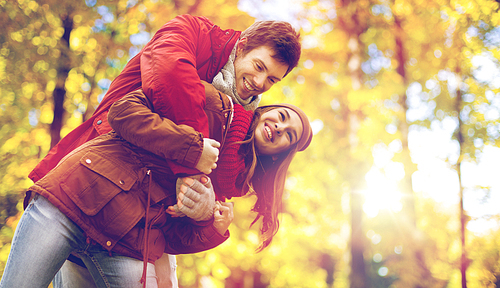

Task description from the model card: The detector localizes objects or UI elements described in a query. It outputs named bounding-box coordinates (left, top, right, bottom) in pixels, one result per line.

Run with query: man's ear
left=236, top=37, right=248, bottom=57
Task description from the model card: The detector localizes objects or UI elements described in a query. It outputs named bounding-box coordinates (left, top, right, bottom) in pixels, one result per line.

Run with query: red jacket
left=28, top=88, right=236, bottom=262
left=28, top=14, right=241, bottom=183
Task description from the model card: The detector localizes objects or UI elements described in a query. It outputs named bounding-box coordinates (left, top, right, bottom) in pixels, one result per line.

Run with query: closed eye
left=284, top=109, right=298, bottom=143
left=279, top=112, right=285, bottom=121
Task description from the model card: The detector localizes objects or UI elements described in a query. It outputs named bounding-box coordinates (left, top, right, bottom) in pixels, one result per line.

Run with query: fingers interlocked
left=172, top=175, right=216, bottom=221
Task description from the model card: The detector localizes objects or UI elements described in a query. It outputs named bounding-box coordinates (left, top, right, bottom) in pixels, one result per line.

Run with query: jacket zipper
left=206, top=30, right=237, bottom=80
left=216, top=30, right=237, bottom=72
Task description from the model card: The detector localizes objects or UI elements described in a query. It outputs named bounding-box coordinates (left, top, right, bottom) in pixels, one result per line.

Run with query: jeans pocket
left=25, top=193, right=40, bottom=210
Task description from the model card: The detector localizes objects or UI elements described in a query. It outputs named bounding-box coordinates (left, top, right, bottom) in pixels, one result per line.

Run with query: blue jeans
left=53, top=254, right=178, bottom=288
left=53, top=259, right=99, bottom=288
left=0, top=194, right=158, bottom=288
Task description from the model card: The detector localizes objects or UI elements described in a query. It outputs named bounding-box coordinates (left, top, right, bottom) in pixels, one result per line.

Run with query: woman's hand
left=195, top=138, right=220, bottom=174
left=213, top=201, right=234, bottom=235
left=167, top=175, right=215, bottom=221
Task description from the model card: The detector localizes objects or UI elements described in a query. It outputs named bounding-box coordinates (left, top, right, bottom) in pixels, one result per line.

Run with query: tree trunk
left=394, top=15, right=435, bottom=286
left=320, top=253, right=335, bottom=287
left=346, top=35, right=368, bottom=288
left=454, top=79, right=469, bottom=288
left=336, top=0, right=369, bottom=285
left=50, top=13, right=73, bottom=148
left=350, top=188, right=367, bottom=288
left=394, top=16, right=418, bottom=226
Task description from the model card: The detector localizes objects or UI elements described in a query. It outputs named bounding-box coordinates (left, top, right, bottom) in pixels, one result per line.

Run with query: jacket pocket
left=94, top=111, right=112, bottom=135
left=61, top=150, right=138, bottom=216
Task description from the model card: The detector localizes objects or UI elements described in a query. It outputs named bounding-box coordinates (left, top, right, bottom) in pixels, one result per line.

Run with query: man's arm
left=140, top=14, right=213, bottom=137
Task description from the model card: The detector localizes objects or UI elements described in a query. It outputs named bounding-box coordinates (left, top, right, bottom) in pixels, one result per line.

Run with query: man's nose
left=254, top=74, right=266, bottom=89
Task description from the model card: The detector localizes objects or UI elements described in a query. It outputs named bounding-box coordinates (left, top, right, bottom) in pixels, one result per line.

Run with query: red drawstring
left=140, top=170, right=152, bottom=288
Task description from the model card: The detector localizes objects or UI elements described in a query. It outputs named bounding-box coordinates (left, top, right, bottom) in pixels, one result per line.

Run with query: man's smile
left=243, top=77, right=256, bottom=92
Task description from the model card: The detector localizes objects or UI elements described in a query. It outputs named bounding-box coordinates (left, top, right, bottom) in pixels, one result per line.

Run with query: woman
left=0, top=83, right=312, bottom=288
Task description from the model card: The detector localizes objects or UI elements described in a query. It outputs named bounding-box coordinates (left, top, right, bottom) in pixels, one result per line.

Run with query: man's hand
left=166, top=175, right=215, bottom=221
left=195, top=138, right=220, bottom=174
left=213, top=201, right=234, bottom=235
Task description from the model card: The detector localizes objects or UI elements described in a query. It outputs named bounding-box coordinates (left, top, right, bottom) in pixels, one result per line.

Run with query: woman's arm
left=108, top=84, right=223, bottom=175
left=108, top=89, right=204, bottom=169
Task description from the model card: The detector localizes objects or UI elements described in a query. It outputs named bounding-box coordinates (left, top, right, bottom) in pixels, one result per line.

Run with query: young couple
left=0, top=14, right=312, bottom=288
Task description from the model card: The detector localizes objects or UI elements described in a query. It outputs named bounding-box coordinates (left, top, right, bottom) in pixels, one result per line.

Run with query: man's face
left=233, top=38, right=289, bottom=100
left=254, top=107, right=303, bottom=156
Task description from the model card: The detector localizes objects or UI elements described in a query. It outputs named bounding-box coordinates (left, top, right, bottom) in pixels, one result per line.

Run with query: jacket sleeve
left=161, top=217, right=229, bottom=255
left=141, top=14, right=212, bottom=138
left=108, top=89, right=203, bottom=169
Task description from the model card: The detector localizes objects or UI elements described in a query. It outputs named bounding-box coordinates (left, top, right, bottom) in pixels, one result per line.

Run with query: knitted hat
left=259, top=103, right=313, bottom=151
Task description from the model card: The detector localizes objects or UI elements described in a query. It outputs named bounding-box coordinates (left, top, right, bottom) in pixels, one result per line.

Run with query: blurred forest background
left=1, top=0, right=500, bottom=287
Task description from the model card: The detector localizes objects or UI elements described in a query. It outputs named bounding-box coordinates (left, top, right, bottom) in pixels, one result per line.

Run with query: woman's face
left=255, top=107, right=303, bottom=156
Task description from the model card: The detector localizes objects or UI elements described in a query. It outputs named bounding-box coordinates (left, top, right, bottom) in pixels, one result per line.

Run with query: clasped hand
left=166, top=175, right=234, bottom=235
left=195, top=138, right=220, bottom=174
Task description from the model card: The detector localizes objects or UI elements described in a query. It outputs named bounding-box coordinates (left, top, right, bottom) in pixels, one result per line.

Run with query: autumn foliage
left=1, top=0, right=500, bottom=287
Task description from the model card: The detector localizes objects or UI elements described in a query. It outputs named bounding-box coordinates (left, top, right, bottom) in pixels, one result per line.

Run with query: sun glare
left=361, top=167, right=404, bottom=218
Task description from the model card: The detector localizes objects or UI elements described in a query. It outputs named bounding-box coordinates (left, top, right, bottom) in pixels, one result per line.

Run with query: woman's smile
left=264, top=123, right=273, bottom=142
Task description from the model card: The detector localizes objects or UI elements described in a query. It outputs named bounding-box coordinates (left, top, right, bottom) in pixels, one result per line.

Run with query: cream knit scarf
left=211, top=41, right=261, bottom=111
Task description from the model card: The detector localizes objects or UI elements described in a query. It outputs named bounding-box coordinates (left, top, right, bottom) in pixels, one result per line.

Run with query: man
left=28, top=14, right=301, bottom=184
left=34, top=14, right=301, bottom=288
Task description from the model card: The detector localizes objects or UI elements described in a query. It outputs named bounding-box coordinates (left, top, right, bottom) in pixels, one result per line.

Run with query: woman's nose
left=275, top=123, right=283, bottom=135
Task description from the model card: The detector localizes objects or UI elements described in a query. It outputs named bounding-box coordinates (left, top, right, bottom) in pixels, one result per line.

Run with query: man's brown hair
left=240, top=20, right=301, bottom=77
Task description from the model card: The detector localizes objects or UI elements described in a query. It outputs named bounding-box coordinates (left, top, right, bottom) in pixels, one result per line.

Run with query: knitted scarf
left=211, top=41, right=261, bottom=111
left=211, top=103, right=254, bottom=200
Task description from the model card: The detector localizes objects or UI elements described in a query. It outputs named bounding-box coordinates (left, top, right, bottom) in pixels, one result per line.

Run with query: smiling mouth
left=264, top=125, right=273, bottom=141
left=243, top=78, right=255, bottom=92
